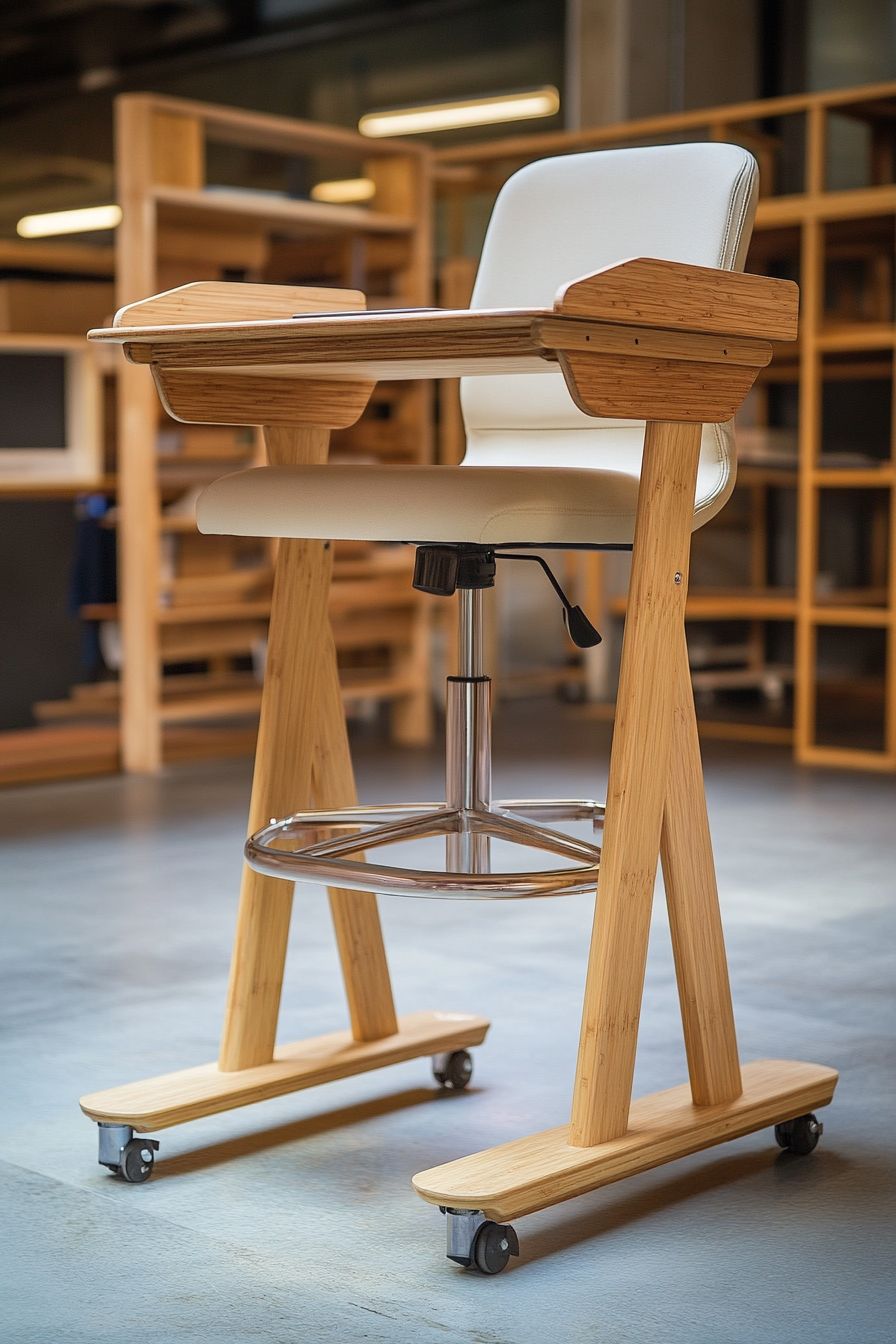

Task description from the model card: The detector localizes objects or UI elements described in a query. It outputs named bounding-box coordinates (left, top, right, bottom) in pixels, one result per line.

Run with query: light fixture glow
left=359, top=86, right=560, bottom=138
left=17, top=204, right=122, bottom=238
left=310, top=177, right=376, bottom=204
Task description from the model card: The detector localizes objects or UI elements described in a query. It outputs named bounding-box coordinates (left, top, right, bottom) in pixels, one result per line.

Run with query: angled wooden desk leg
left=311, top=603, right=398, bottom=1042
left=661, top=623, right=742, bottom=1107
left=80, top=423, right=488, bottom=1136
left=570, top=420, right=704, bottom=1147
left=219, top=425, right=395, bottom=1068
left=413, top=420, right=837, bottom=1226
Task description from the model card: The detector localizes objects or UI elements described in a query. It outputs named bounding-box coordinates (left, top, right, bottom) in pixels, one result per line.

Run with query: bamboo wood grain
left=116, top=97, right=165, bottom=773
left=569, top=420, right=703, bottom=1148
left=218, top=425, right=333, bottom=1071
left=219, top=424, right=398, bottom=1070
left=661, top=626, right=742, bottom=1107
left=81, top=1010, right=489, bottom=1131
left=310, top=596, right=398, bottom=1042
left=154, top=368, right=375, bottom=428
left=113, top=310, right=546, bottom=362
left=558, top=350, right=758, bottom=422
left=610, top=588, right=799, bottom=621
left=533, top=316, right=771, bottom=366
left=412, top=1059, right=838, bottom=1223
left=115, top=280, right=366, bottom=328
left=555, top=259, right=799, bottom=342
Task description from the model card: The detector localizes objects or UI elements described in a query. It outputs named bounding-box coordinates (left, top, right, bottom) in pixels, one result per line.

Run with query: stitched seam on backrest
left=718, top=155, right=755, bottom=271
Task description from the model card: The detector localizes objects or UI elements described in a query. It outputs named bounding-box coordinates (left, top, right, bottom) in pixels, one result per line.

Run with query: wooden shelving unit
left=434, top=81, right=896, bottom=770
left=0, top=237, right=119, bottom=786
left=111, top=93, right=435, bottom=772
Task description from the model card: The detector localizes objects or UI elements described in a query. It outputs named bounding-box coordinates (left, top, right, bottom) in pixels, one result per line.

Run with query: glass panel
left=824, top=217, right=894, bottom=325
left=686, top=618, right=794, bottom=731
left=820, top=350, right=892, bottom=466
left=827, top=113, right=872, bottom=192
left=0, top=353, right=66, bottom=450
left=826, top=97, right=896, bottom=188
left=816, top=488, right=890, bottom=606
left=814, top=624, right=887, bottom=752
left=753, top=112, right=806, bottom=196
left=742, top=227, right=801, bottom=466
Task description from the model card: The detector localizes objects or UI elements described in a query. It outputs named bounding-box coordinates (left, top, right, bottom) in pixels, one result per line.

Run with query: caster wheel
left=433, top=1050, right=473, bottom=1091
left=119, top=1137, right=158, bottom=1183
left=775, top=1113, right=822, bottom=1156
left=472, top=1221, right=519, bottom=1275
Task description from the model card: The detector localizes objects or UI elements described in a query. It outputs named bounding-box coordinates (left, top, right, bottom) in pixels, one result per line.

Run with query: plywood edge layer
left=412, top=1059, right=838, bottom=1222
left=79, top=1009, right=489, bottom=1130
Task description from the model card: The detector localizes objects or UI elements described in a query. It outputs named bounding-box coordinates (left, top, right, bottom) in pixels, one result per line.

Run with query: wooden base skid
left=413, top=1059, right=838, bottom=1223
left=80, top=1010, right=489, bottom=1132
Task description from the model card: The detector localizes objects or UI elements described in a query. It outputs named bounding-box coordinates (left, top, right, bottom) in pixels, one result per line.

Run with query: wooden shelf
left=811, top=467, right=894, bottom=486
left=435, top=79, right=896, bottom=769
left=110, top=92, right=435, bottom=772
left=0, top=724, right=120, bottom=788
left=816, top=323, right=896, bottom=351
left=153, top=184, right=415, bottom=237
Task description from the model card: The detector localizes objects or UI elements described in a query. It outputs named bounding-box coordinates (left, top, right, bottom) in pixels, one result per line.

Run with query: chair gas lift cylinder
left=81, top=143, right=837, bottom=1274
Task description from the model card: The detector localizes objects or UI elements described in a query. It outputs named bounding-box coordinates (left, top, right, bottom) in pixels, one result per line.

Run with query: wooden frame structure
left=115, top=92, right=436, bottom=774
left=435, top=80, right=896, bottom=770
left=81, top=262, right=836, bottom=1232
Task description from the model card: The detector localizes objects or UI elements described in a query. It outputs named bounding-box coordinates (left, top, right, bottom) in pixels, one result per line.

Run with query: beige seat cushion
left=202, top=459, right=645, bottom=548
left=198, top=417, right=732, bottom=548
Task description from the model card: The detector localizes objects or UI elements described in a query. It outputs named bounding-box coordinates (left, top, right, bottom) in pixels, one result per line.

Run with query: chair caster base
left=432, top=1049, right=473, bottom=1090
left=441, top=1207, right=519, bottom=1274
left=97, top=1122, right=159, bottom=1180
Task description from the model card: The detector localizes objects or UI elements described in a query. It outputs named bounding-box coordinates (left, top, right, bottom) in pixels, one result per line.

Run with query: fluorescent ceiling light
left=17, top=204, right=122, bottom=238
left=359, top=86, right=560, bottom=138
left=310, top=177, right=376, bottom=204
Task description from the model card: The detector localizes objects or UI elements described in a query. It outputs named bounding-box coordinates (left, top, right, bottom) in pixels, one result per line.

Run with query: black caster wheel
left=433, top=1050, right=473, bottom=1091
left=775, top=1113, right=822, bottom=1156
left=119, top=1137, right=159, bottom=1183
left=472, top=1221, right=519, bottom=1275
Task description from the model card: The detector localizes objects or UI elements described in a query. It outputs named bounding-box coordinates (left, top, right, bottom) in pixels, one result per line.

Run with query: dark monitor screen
left=0, top=352, right=67, bottom=450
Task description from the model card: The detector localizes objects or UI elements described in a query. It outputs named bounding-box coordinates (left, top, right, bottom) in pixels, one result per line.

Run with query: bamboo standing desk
left=82, top=264, right=837, bottom=1248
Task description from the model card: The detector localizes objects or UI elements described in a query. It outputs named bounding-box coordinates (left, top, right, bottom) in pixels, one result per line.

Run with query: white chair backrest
left=460, top=142, right=759, bottom=528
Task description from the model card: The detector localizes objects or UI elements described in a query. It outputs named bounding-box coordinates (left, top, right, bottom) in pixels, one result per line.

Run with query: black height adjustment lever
left=494, top=552, right=602, bottom=649
left=412, top=545, right=601, bottom=649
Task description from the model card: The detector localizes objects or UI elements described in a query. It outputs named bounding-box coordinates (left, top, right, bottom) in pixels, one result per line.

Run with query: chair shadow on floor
left=150, top=1084, right=475, bottom=1179
left=509, top=1144, right=855, bottom=1270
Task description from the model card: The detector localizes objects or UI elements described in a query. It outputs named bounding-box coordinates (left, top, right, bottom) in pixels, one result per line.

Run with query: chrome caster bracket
left=97, top=1122, right=159, bottom=1180
left=440, top=1207, right=519, bottom=1274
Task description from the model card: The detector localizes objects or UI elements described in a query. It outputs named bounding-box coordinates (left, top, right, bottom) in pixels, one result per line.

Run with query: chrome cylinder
left=97, top=1122, right=133, bottom=1169
left=457, top=588, right=483, bottom=678
left=446, top=678, right=491, bottom=814
left=445, top=1208, right=486, bottom=1266
left=446, top=587, right=491, bottom=873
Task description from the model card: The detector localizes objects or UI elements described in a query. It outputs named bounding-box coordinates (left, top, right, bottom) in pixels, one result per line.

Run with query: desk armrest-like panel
left=555, top=257, right=799, bottom=343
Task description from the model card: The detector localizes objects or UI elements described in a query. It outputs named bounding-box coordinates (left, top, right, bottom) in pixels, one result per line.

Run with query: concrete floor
left=1, top=701, right=895, bottom=1343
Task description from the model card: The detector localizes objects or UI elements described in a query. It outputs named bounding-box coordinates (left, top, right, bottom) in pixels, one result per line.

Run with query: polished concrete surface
left=1, top=702, right=895, bottom=1342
